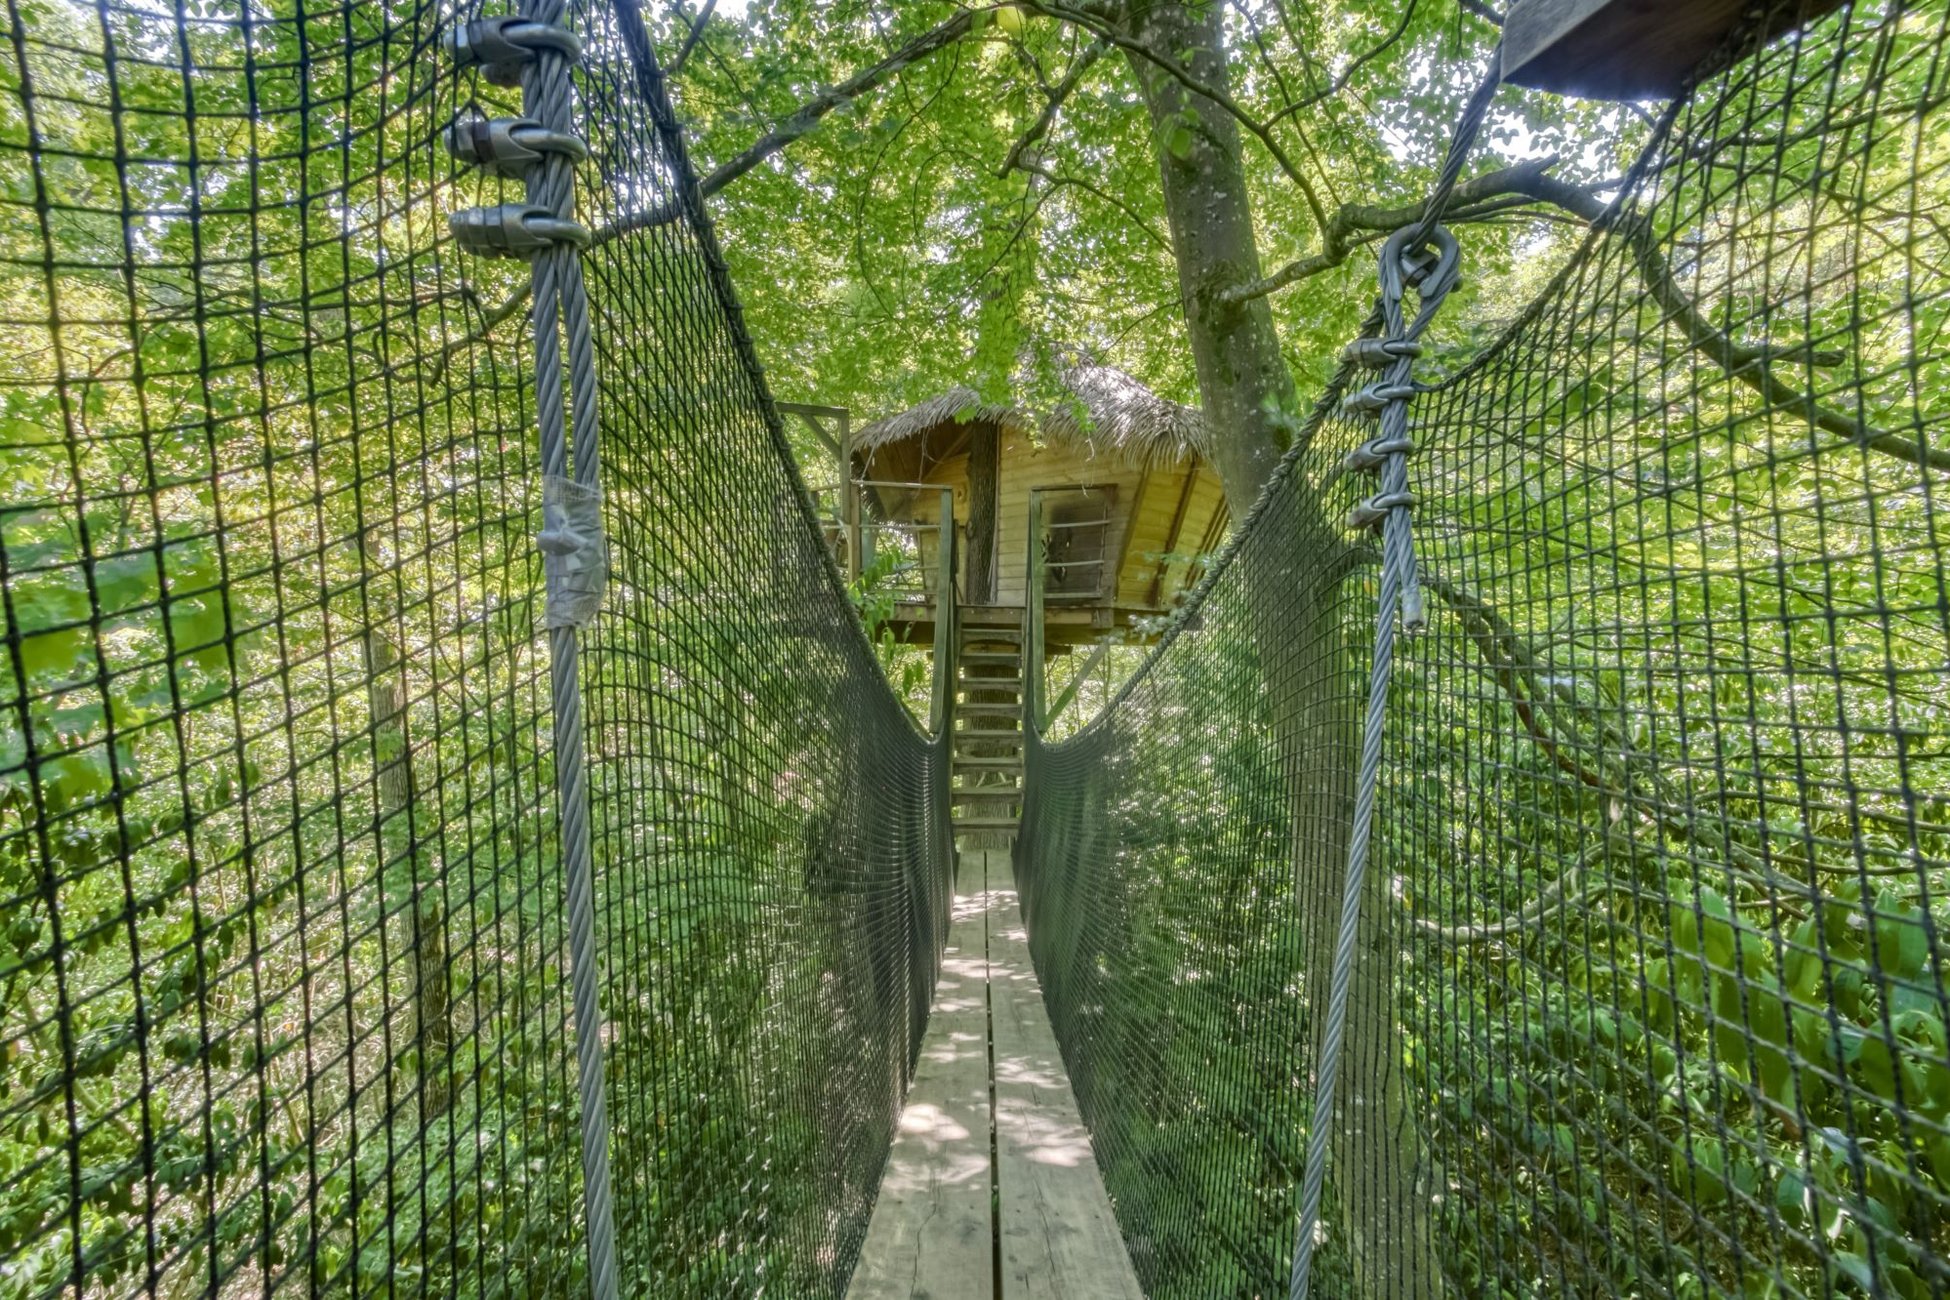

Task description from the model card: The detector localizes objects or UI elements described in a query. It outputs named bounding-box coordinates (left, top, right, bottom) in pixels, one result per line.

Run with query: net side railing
left=1017, top=2, right=1950, bottom=1296
left=0, top=2, right=950, bottom=1297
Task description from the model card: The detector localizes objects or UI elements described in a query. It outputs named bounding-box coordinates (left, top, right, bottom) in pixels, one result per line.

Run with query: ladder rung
left=953, top=757, right=1022, bottom=770
left=953, top=816, right=1019, bottom=830
left=957, top=702, right=1022, bottom=715
left=962, top=628, right=1022, bottom=642
left=953, top=787, right=1021, bottom=800
left=960, top=651, right=1020, bottom=664
left=958, top=679, right=1023, bottom=693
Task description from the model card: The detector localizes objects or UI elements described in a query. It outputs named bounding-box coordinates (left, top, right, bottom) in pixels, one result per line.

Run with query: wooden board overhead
left=1500, top=0, right=1846, bottom=101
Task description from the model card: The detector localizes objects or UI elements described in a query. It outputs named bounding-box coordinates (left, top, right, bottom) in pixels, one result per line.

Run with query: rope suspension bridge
left=1, top=2, right=1945, bottom=1298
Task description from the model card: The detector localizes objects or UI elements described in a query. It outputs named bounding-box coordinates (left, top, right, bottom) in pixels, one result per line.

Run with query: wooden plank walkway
left=849, top=851, right=1144, bottom=1300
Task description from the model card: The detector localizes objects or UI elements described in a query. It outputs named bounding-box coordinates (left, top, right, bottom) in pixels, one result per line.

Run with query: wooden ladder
left=952, top=610, right=1025, bottom=841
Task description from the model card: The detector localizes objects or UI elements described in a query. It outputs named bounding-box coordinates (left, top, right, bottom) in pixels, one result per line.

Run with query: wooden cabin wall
left=886, top=430, right=1228, bottom=614
left=991, top=437, right=1144, bottom=608
left=1114, top=466, right=1227, bottom=612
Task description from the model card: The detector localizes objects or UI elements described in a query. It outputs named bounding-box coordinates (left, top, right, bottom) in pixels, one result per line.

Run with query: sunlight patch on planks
left=985, top=853, right=1145, bottom=1300
left=846, top=886, right=996, bottom=1299
left=847, top=851, right=1143, bottom=1300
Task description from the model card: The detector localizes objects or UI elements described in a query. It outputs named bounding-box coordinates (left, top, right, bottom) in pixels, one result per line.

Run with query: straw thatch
left=853, top=360, right=1207, bottom=469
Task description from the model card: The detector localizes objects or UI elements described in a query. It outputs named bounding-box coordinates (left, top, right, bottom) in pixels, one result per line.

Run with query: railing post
left=1025, top=491, right=1045, bottom=735
left=931, top=487, right=957, bottom=737
left=841, top=419, right=861, bottom=584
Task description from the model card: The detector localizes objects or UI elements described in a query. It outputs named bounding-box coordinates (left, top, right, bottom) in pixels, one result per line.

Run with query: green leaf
left=1873, top=888, right=1927, bottom=979
left=1671, top=1140, right=1727, bottom=1207
left=1831, top=1253, right=1876, bottom=1293
left=1784, top=918, right=1822, bottom=1000
left=1776, top=1168, right=1813, bottom=1225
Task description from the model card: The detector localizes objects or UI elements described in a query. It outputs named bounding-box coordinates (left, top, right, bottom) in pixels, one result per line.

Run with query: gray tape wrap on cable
left=540, top=474, right=608, bottom=628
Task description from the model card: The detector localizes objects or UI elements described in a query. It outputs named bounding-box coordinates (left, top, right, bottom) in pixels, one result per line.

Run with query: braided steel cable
left=514, top=2, right=618, bottom=1295
left=1286, top=53, right=1495, bottom=1300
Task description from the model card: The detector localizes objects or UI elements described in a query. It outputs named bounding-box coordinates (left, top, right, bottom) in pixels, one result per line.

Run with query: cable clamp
left=1340, top=338, right=1421, bottom=369
left=447, top=114, right=588, bottom=176
left=444, top=16, right=582, bottom=86
left=1384, top=222, right=1462, bottom=307
left=1342, top=436, right=1414, bottom=474
left=1346, top=491, right=1415, bottom=533
left=450, top=204, right=590, bottom=259
left=1340, top=383, right=1416, bottom=419
left=539, top=476, right=608, bottom=628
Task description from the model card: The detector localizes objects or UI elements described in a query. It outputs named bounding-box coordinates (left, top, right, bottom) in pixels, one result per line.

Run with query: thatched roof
left=854, top=361, right=1207, bottom=468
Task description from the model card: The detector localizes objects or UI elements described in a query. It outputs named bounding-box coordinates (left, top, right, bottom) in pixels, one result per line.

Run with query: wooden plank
left=848, top=891, right=997, bottom=1300
left=1147, top=466, right=1200, bottom=607
left=850, top=853, right=1142, bottom=1300
left=1501, top=0, right=1845, bottom=101
left=1109, top=466, right=1149, bottom=614
left=980, top=853, right=1146, bottom=1300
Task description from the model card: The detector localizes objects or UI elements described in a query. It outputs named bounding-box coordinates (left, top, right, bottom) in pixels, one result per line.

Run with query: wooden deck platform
left=848, top=851, right=1144, bottom=1300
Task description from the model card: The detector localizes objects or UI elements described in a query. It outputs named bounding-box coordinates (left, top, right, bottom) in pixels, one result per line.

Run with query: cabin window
left=1038, top=486, right=1115, bottom=601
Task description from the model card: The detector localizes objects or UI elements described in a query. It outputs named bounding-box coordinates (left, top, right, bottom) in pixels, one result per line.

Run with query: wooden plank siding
left=876, top=430, right=1227, bottom=629
left=905, top=436, right=1222, bottom=613
left=1117, top=469, right=1226, bottom=610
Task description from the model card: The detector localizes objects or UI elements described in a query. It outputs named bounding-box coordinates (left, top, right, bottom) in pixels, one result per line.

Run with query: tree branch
left=428, top=8, right=984, bottom=373
left=1236, top=155, right=1928, bottom=473
left=1424, top=577, right=1891, bottom=893
left=687, top=10, right=982, bottom=204
left=426, top=280, right=533, bottom=383
left=1025, top=1, right=1332, bottom=231
left=998, top=39, right=1106, bottom=178
left=1513, top=168, right=1950, bottom=474
left=1415, top=851, right=1634, bottom=944
left=1424, top=573, right=1622, bottom=792
left=1007, top=159, right=1171, bottom=250
left=1223, top=155, right=1563, bottom=305
left=1265, top=0, right=1422, bottom=124
left=668, top=0, right=717, bottom=78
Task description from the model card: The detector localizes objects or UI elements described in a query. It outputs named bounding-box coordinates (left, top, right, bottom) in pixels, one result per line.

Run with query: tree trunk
left=363, top=545, right=451, bottom=1124
left=1124, top=4, right=1438, bottom=1292
left=966, top=421, right=1000, bottom=604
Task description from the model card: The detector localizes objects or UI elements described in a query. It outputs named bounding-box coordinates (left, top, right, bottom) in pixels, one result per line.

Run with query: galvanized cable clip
left=1346, top=490, right=1416, bottom=533
left=444, top=16, right=582, bottom=86
left=1343, top=436, right=1415, bottom=474
left=1339, top=223, right=1461, bottom=633
left=1341, top=338, right=1421, bottom=369
left=450, top=203, right=591, bottom=258
left=1341, top=382, right=1416, bottom=419
left=447, top=114, right=589, bottom=176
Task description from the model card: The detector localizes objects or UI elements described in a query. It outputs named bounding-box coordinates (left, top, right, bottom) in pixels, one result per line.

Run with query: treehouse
left=834, top=360, right=1228, bottom=649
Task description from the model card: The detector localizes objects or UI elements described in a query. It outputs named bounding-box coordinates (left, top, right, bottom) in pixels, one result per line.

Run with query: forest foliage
left=0, top=0, right=1946, bottom=1297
